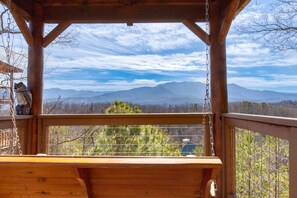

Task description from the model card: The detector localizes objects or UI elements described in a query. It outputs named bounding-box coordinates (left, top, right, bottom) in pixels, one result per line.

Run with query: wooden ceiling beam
left=44, top=5, right=205, bottom=23
left=183, top=20, right=210, bottom=45
left=9, top=2, right=34, bottom=46
left=41, top=0, right=205, bottom=6
left=218, top=0, right=240, bottom=44
left=11, top=0, right=33, bottom=19
left=43, top=21, right=72, bottom=47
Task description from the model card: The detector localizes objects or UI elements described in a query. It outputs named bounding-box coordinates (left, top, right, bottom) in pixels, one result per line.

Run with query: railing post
left=224, top=123, right=236, bottom=197
left=37, top=117, right=48, bottom=154
left=290, top=127, right=297, bottom=198
left=204, top=120, right=211, bottom=156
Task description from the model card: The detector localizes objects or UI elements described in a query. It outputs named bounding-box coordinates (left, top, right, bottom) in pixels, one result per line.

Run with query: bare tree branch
left=237, top=0, right=297, bottom=53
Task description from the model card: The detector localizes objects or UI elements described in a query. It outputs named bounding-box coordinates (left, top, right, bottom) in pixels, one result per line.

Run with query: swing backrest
left=0, top=156, right=222, bottom=198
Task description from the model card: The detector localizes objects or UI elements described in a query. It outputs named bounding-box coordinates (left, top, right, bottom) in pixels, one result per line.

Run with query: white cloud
left=73, top=23, right=200, bottom=53
left=46, top=52, right=206, bottom=72
left=228, top=75, right=297, bottom=92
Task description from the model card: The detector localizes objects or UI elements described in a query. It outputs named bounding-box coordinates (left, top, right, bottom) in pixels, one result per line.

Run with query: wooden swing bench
left=0, top=156, right=222, bottom=198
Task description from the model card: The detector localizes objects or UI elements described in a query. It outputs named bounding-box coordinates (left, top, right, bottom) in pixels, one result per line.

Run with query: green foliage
left=236, top=129, right=289, bottom=197
left=92, top=101, right=180, bottom=156
left=106, top=100, right=142, bottom=114
left=49, top=101, right=181, bottom=156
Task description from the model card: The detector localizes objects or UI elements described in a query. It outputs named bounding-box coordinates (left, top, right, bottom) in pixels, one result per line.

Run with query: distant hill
left=43, top=82, right=297, bottom=104
left=44, top=88, right=106, bottom=101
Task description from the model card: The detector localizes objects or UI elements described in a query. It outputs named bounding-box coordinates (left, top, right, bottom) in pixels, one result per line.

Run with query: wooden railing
left=37, top=113, right=210, bottom=155
left=2, top=113, right=296, bottom=197
left=0, top=115, right=32, bottom=154
left=223, top=113, right=297, bottom=198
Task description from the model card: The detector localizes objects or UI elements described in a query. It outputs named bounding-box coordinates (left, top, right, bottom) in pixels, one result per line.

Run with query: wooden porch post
left=27, top=2, right=44, bottom=154
left=209, top=1, right=228, bottom=197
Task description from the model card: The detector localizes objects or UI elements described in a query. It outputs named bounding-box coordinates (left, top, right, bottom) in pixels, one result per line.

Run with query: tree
left=91, top=100, right=181, bottom=156
left=237, top=0, right=297, bottom=52
left=48, top=101, right=181, bottom=156
left=236, top=129, right=289, bottom=197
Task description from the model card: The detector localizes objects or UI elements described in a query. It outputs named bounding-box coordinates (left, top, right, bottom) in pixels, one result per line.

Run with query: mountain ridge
left=44, top=82, right=297, bottom=104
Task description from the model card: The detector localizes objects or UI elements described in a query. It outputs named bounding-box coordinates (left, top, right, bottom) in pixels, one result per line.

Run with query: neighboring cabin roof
left=0, top=60, right=23, bottom=73
left=6, top=0, right=251, bottom=23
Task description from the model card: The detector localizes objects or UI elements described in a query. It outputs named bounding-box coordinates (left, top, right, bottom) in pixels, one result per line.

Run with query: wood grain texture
left=38, top=113, right=206, bottom=126
left=209, top=1, right=228, bottom=196
left=183, top=21, right=210, bottom=45
left=9, top=2, right=33, bottom=46
left=218, top=0, right=240, bottom=44
left=43, top=21, right=72, bottom=47
left=0, top=156, right=222, bottom=198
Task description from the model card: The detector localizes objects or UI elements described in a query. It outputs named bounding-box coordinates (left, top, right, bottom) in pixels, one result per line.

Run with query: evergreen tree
left=91, top=101, right=180, bottom=156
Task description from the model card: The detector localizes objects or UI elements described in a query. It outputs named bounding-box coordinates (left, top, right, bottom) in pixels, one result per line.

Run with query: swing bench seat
left=0, top=156, right=222, bottom=198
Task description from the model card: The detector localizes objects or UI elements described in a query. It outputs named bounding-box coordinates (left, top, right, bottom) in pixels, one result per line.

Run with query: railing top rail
left=38, top=113, right=208, bottom=126
left=223, top=113, right=297, bottom=128
left=0, top=115, right=33, bottom=121
left=38, top=113, right=208, bottom=118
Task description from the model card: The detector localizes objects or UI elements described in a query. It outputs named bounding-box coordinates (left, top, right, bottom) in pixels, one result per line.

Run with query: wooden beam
left=209, top=1, right=228, bottom=196
left=41, top=0, right=205, bottom=6
left=9, top=2, right=34, bottom=46
left=38, top=113, right=206, bottom=126
left=43, top=5, right=205, bottom=23
left=27, top=2, right=44, bottom=154
left=74, top=168, right=94, bottom=198
left=1, top=0, right=33, bottom=18
left=223, top=113, right=297, bottom=129
left=236, top=0, right=251, bottom=16
left=218, top=0, right=240, bottom=44
left=183, top=20, right=210, bottom=45
left=43, top=21, right=72, bottom=48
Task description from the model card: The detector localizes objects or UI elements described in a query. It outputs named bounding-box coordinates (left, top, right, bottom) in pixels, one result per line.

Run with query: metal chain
left=203, top=0, right=215, bottom=156
left=4, top=0, right=22, bottom=155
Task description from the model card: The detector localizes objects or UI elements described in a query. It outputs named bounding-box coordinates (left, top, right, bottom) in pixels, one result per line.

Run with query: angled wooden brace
left=74, top=168, right=94, bottom=198
left=183, top=20, right=210, bottom=45
left=43, top=21, right=72, bottom=48
left=9, top=2, right=34, bottom=46
left=218, top=0, right=240, bottom=44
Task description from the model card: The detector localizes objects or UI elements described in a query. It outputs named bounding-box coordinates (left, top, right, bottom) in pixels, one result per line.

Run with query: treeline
left=44, top=100, right=297, bottom=117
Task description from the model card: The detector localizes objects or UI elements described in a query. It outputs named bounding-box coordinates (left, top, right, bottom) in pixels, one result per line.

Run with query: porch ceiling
left=7, top=0, right=250, bottom=23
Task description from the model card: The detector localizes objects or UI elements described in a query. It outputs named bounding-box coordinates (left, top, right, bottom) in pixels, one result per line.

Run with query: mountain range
left=44, top=82, right=297, bottom=104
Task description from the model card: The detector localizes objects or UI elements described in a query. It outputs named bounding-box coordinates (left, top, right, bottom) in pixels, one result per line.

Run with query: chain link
left=203, top=0, right=215, bottom=156
left=3, top=0, right=23, bottom=155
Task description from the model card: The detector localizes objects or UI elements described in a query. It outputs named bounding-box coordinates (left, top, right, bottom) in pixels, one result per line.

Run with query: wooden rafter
left=218, top=0, right=240, bottom=44
left=183, top=20, right=210, bottom=45
left=8, top=1, right=34, bottom=46
left=236, top=0, right=252, bottom=16
left=1, top=0, right=33, bottom=18
left=43, top=21, right=72, bottom=48
left=74, top=168, right=94, bottom=198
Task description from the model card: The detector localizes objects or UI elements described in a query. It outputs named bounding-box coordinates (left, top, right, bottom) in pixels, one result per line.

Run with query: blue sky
left=2, top=0, right=297, bottom=93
